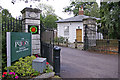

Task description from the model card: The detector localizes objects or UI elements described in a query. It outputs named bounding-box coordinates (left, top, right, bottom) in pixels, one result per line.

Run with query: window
left=64, top=26, right=69, bottom=36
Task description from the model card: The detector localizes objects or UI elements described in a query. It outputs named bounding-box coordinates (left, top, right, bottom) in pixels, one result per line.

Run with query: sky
left=0, top=0, right=100, bottom=19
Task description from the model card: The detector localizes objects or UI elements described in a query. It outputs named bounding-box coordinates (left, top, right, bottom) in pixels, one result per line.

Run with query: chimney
left=79, top=6, right=84, bottom=15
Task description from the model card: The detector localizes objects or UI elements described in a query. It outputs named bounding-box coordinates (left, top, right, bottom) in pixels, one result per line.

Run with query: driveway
left=60, top=47, right=118, bottom=78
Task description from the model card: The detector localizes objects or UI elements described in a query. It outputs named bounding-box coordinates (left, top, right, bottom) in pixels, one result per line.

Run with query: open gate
left=40, top=22, right=54, bottom=65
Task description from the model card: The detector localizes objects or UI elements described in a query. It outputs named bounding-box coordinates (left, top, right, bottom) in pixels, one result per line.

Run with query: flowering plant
left=43, top=62, right=53, bottom=73
left=33, top=54, right=40, bottom=58
left=2, top=72, right=19, bottom=79
left=46, top=62, right=49, bottom=65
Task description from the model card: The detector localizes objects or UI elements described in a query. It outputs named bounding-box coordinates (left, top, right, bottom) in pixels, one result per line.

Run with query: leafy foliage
left=63, top=1, right=100, bottom=17
left=38, top=3, right=58, bottom=29
left=100, top=2, right=120, bottom=39
left=5, top=56, right=37, bottom=77
left=43, top=15, right=58, bottom=29
left=43, top=62, right=53, bottom=73
left=43, top=66, right=53, bottom=73
left=54, top=36, right=66, bottom=43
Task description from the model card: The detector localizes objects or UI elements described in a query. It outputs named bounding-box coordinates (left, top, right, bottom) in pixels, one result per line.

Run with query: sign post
left=7, top=32, right=32, bottom=69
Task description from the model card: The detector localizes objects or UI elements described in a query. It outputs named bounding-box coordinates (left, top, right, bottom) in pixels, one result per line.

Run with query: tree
left=43, top=15, right=58, bottom=29
left=37, top=3, right=58, bottom=29
left=63, top=1, right=100, bottom=17
left=37, top=3, right=55, bottom=16
left=2, top=9, right=13, bottom=23
left=100, top=1, right=120, bottom=39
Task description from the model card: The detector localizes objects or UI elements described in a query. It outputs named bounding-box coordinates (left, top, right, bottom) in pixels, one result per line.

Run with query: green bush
left=2, top=31, right=7, bottom=73
left=4, top=56, right=38, bottom=77
left=43, top=65, right=53, bottom=73
left=54, top=36, right=66, bottom=43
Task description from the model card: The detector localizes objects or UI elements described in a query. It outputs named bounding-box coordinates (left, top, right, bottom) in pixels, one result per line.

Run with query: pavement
left=60, top=47, right=118, bottom=78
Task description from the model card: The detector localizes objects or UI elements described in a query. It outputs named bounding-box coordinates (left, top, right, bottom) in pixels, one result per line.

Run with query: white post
left=7, top=32, right=11, bottom=72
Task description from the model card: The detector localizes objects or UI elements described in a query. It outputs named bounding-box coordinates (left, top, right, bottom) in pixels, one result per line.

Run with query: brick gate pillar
left=21, top=7, right=41, bottom=55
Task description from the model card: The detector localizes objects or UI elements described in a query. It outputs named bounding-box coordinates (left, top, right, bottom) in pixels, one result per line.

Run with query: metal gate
left=84, top=24, right=118, bottom=54
left=40, top=22, right=54, bottom=65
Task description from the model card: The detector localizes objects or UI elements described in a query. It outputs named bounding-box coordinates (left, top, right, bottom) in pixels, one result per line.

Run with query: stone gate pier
left=21, top=7, right=41, bottom=55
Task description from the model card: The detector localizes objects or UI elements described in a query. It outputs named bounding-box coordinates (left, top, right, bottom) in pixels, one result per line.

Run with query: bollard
left=75, top=39, right=77, bottom=48
left=66, top=39, right=68, bottom=47
left=118, top=40, right=120, bottom=54
left=53, top=46, right=61, bottom=76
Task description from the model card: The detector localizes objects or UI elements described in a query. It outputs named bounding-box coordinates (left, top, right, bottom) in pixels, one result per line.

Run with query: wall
left=57, top=22, right=84, bottom=43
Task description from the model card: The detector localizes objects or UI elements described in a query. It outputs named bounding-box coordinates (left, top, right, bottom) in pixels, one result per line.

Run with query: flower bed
left=3, top=55, right=53, bottom=79
left=2, top=72, right=19, bottom=79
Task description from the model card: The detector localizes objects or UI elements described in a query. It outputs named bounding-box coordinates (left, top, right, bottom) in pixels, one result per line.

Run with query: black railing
left=2, top=17, right=23, bottom=72
left=84, top=24, right=118, bottom=54
left=2, top=18, right=22, bottom=32
left=40, top=22, right=54, bottom=65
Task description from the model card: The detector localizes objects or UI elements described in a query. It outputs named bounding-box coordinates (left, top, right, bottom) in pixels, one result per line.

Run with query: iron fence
left=2, top=17, right=23, bottom=72
left=84, top=24, right=118, bottom=54
left=2, top=18, right=22, bottom=32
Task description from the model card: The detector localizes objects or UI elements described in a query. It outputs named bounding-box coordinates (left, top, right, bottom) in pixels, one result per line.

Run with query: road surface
left=60, top=47, right=118, bottom=78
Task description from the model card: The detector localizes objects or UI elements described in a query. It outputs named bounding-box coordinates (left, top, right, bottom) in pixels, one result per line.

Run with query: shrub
left=4, top=56, right=38, bottom=77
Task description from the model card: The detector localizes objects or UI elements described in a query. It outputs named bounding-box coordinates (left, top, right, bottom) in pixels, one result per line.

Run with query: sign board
left=28, top=25, right=39, bottom=34
left=7, top=32, right=32, bottom=67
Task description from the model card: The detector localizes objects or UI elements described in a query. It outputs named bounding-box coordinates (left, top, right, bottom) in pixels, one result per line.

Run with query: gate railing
left=84, top=25, right=118, bottom=54
left=40, top=22, right=54, bottom=65
left=2, top=18, right=22, bottom=32
left=2, top=17, right=23, bottom=72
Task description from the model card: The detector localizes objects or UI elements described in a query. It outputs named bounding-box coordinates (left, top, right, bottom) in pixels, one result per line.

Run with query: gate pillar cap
left=21, top=7, right=42, bottom=14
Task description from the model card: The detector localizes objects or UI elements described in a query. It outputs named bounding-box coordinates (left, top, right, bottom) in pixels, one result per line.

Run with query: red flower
left=46, top=62, right=49, bottom=65
left=2, top=75, right=5, bottom=77
left=35, top=54, right=39, bottom=57
left=3, top=72, right=7, bottom=75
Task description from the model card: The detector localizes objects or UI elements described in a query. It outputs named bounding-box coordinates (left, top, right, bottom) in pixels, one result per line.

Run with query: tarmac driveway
left=60, top=47, right=118, bottom=78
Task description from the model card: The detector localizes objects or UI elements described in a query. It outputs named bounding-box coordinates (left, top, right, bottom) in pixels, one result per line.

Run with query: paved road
left=60, top=47, right=118, bottom=78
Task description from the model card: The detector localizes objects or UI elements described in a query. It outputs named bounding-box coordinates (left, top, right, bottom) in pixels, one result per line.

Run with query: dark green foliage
left=100, top=2, right=120, bottom=39
left=43, top=15, right=58, bottom=29
left=41, top=14, right=58, bottom=29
